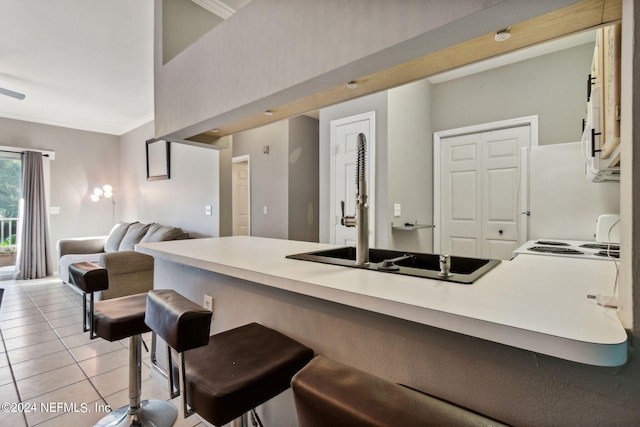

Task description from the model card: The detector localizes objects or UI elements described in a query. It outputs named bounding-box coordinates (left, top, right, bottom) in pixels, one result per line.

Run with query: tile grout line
left=0, top=287, right=30, bottom=427
left=3, top=280, right=173, bottom=427
left=17, top=281, right=113, bottom=426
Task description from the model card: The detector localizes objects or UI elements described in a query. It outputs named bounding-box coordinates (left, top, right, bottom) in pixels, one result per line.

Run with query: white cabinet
left=590, top=24, right=621, bottom=168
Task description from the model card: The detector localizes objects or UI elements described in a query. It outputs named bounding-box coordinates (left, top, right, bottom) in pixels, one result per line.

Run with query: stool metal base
left=94, top=399, right=177, bottom=427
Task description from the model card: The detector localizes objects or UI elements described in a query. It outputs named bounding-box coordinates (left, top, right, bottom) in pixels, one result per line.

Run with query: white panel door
left=440, top=133, right=482, bottom=257
left=482, top=126, right=529, bottom=259
left=330, top=112, right=375, bottom=246
left=439, top=125, right=530, bottom=259
left=232, top=160, right=250, bottom=236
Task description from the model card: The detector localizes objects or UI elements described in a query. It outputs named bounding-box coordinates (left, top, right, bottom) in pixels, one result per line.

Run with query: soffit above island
left=154, top=0, right=621, bottom=146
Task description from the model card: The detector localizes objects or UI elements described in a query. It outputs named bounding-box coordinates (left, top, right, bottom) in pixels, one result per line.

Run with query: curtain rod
left=0, top=148, right=49, bottom=157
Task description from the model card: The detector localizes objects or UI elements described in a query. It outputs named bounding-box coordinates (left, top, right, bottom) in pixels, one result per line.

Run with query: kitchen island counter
left=136, top=236, right=626, bottom=367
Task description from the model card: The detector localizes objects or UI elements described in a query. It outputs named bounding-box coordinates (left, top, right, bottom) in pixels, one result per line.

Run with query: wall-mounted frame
left=146, top=139, right=171, bottom=180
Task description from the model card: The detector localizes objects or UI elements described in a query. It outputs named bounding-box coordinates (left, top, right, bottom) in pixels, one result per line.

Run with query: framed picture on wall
left=146, top=139, right=171, bottom=180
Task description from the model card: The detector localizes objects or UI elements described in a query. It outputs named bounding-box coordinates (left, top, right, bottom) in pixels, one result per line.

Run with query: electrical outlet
left=393, top=203, right=401, bottom=218
left=263, top=206, right=268, bottom=215
left=204, top=295, right=213, bottom=315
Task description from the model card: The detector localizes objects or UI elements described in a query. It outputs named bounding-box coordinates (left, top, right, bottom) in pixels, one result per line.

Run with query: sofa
left=57, top=221, right=188, bottom=300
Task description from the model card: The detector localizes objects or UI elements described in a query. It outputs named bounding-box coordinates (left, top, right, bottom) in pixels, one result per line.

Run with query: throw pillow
left=119, top=222, right=151, bottom=251
left=104, top=222, right=133, bottom=253
left=140, top=223, right=187, bottom=243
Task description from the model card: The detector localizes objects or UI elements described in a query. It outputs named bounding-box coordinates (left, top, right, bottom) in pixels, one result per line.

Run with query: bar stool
left=144, top=289, right=314, bottom=426
left=92, top=291, right=177, bottom=427
left=292, top=356, right=508, bottom=427
left=68, top=261, right=109, bottom=339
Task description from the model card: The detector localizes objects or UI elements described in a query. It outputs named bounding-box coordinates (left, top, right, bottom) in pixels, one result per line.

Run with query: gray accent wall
left=288, top=116, right=319, bottom=243
left=232, top=116, right=319, bottom=241
left=431, top=42, right=594, bottom=145
left=161, top=0, right=222, bottom=64
left=0, top=117, right=120, bottom=268
left=232, top=120, right=289, bottom=240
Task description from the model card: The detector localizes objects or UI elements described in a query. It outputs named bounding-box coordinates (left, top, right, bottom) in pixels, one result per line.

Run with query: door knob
left=498, top=229, right=503, bottom=235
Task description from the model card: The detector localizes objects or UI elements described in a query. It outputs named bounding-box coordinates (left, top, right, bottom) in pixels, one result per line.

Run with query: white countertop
left=136, top=236, right=627, bottom=366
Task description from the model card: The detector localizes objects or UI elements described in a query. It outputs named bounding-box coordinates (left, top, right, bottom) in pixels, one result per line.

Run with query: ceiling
left=0, top=1, right=157, bottom=136
left=0, top=0, right=252, bottom=136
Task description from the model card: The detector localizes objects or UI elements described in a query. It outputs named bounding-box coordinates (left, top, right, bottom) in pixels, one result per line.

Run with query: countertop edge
left=137, top=239, right=628, bottom=367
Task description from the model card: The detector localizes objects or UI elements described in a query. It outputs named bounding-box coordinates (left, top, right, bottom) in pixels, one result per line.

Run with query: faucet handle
left=340, top=200, right=356, bottom=227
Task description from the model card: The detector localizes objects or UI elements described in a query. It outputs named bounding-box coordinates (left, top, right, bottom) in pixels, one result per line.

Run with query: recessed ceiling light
left=495, top=27, right=511, bottom=42
left=347, top=81, right=358, bottom=89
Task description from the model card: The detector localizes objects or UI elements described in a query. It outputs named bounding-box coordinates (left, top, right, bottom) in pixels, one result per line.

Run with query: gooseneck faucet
left=341, top=133, right=369, bottom=266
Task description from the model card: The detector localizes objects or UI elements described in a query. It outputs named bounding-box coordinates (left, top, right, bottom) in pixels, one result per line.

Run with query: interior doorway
left=434, top=116, right=537, bottom=260
left=232, top=155, right=250, bottom=236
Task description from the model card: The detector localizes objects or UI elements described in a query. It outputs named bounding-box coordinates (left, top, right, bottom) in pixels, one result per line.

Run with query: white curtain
left=14, top=151, right=53, bottom=279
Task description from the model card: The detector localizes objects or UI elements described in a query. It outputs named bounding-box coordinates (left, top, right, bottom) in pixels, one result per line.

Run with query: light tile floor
left=0, top=277, right=204, bottom=427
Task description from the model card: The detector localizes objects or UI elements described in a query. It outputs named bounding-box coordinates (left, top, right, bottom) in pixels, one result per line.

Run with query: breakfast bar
left=137, top=236, right=630, bottom=426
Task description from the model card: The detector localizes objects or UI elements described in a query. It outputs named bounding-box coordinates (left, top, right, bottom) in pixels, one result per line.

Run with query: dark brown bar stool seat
left=68, top=261, right=109, bottom=338
left=93, top=293, right=177, bottom=427
left=145, top=289, right=314, bottom=426
left=292, top=356, right=509, bottom=427
left=93, top=293, right=151, bottom=341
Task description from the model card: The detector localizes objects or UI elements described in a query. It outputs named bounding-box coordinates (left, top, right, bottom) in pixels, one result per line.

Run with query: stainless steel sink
left=286, top=247, right=500, bottom=284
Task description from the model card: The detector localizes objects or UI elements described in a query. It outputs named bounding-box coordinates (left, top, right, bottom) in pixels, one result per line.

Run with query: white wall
left=119, top=121, right=221, bottom=238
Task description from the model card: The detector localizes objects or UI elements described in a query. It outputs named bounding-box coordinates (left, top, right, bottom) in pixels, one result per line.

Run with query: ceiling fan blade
left=0, top=87, right=26, bottom=100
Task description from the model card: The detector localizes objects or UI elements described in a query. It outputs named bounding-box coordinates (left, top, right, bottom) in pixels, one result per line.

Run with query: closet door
left=439, top=125, right=530, bottom=259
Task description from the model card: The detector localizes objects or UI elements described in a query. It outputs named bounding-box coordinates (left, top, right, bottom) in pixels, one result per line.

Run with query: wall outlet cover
left=204, top=295, right=213, bottom=313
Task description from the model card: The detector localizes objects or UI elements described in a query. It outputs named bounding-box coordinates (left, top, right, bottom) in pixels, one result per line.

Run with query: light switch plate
left=205, top=205, right=212, bottom=216
left=393, top=204, right=401, bottom=218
